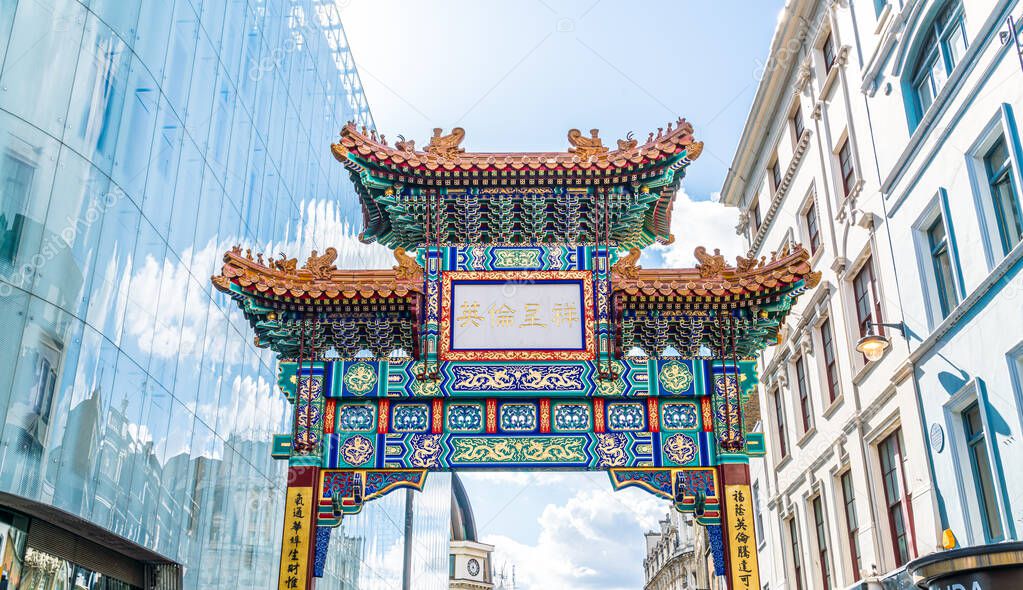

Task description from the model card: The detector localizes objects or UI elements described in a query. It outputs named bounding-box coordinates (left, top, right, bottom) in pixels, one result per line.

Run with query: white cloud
left=647, top=186, right=743, bottom=268
left=483, top=488, right=667, bottom=590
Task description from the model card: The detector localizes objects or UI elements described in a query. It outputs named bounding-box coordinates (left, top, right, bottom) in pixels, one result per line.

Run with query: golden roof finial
left=424, top=128, right=466, bottom=159
left=567, top=128, right=608, bottom=159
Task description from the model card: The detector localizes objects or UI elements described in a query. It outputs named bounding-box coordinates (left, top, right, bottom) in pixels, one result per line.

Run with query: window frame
left=812, top=495, right=832, bottom=589
left=805, top=200, right=822, bottom=255
left=822, top=32, right=837, bottom=75
left=788, top=516, right=805, bottom=590
left=985, top=136, right=1023, bottom=256
left=839, top=471, right=862, bottom=582
left=773, top=387, right=789, bottom=460
left=819, top=317, right=839, bottom=403
left=749, top=196, right=762, bottom=237
left=753, top=481, right=765, bottom=547
left=792, top=105, right=805, bottom=141
left=943, top=379, right=1011, bottom=546
left=877, top=429, right=915, bottom=567
left=966, top=106, right=1023, bottom=270
left=838, top=139, right=856, bottom=198
left=770, top=157, right=783, bottom=194
left=927, top=215, right=957, bottom=318
left=908, top=2, right=968, bottom=123
left=795, top=355, right=813, bottom=433
left=851, top=256, right=883, bottom=339
left=912, top=194, right=964, bottom=328
left=962, top=401, right=1004, bottom=542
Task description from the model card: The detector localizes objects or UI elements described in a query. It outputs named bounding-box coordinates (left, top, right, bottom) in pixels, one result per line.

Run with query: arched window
left=910, top=2, right=967, bottom=119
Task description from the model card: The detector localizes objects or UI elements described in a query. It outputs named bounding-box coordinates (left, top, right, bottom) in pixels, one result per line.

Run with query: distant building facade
left=722, top=0, right=1023, bottom=588
left=643, top=508, right=714, bottom=590
left=450, top=474, right=494, bottom=590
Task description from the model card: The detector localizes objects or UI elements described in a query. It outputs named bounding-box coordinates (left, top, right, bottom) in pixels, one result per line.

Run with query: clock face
left=467, top=558, right=480, bottom=577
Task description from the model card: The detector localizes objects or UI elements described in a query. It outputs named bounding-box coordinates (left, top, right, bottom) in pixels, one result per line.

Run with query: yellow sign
left=279, top=485, right=314, bottom=589
left=724, top=483, right=761, bottom=590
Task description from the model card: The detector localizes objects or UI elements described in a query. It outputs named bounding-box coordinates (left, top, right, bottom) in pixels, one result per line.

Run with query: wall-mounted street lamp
left=1000, top=15, right=1023, bottom=73
left=855, top=320, right=907, bottom=362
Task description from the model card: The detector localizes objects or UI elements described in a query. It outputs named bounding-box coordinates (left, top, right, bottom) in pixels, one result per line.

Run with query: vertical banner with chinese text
left=724, top=483, right=761, bottom=590
left=279, top=467, right=317, bottom=590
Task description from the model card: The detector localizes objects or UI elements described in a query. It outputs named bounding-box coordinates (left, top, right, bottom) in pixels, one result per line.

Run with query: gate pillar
left=719, top=463, right=760, bottom=590
left=279, top=466, right=319, bottom=590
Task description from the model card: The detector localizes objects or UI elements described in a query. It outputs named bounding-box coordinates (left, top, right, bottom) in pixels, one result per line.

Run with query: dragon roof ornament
left=331, top=119, right=703, bottom=179
left=212, top=244, right=818, bottom=303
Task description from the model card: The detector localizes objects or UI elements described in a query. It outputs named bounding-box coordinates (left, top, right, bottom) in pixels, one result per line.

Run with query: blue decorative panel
left=606, top=402, right=645, bottom=431
left=392, top=404, right=430, bottom=432
left=337, top=404, right=375, bottom=431
left=314, top=527, right=332, bottom=577
left=661, top=402, right=699, bottom=430
left=448, top=364, right=587, bottom=393
left=499, top=403, right=538, bottom=432
left=447, top=404, right=484, bottom=432
left=662, top=433, right=699, bottom=466
left=553, top=403, right=590, bottom=431
left=334, top=361, right=382, bottom=397
left=656, top=359, right=698, bottom=396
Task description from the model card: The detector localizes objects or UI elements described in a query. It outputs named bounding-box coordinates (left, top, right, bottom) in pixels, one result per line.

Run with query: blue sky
left=341, top=2, right=784, bottom=588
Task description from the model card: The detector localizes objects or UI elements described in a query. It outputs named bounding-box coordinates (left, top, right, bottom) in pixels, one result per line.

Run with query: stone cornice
left=745, top=129, right=813, bottom=253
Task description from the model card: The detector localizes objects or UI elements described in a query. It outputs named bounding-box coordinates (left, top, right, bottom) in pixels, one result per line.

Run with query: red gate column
left=719, top=463, right=760, bottom=590
left=279, top=466, right=319, bottom=590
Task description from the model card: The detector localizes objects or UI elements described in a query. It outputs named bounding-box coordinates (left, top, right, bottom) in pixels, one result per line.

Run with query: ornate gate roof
left=331, top=122, right=703, bottom=249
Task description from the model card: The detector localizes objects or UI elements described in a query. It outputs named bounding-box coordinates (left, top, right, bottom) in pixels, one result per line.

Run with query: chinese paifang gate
left=212, top=121, right=819, bottom=590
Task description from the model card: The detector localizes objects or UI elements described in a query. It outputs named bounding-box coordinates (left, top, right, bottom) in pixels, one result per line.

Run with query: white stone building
left=721, top=0, right=1023, bottom=588
left=643, top=508, right=715, bottom=590
left=450, top=474, right=495, bottom=590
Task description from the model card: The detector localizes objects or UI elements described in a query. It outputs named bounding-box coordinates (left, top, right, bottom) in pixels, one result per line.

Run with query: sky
left=340, top=2, right=784, bottom=588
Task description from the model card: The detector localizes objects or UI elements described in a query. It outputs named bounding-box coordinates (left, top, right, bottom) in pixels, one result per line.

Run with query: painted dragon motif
left=595, top=433, right=628, bottom=467
left=409, top=434, right=442, bottom=467
left=450, top=437, right=586, bottom=463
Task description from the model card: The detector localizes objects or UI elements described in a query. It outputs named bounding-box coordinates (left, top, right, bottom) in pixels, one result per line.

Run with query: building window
left=911, top=2, right=967, bottom=118
left=773, top=390, right=789, bottom=459
left=749, top=197, right=762, bottom=236
left=878, top=430, right=913, bottom=567
left=840, top=471, right=862, bottom=581
left=926, top=214, right=958, bottom=319
left=822, top=33, right=837, bottom=74
left=812, top=496, right=832, bottom=589
left=874, top=0, right=888, bottom=16
left=806, top=202, right=822, bottom=255
left=1, top=153, right=34, bottom=263
left=984, top=136, right=1023, bottom=256
left=820, top=318, right=839, bottom=403
left=795, top=356, right=813, bottom=432
left=963, top=402, right=1003, bottom=541
left=793, top=107, right=805, bottom=140
left=852, top=258, right=883, bottom=338
left=838, top=139, right=856, bottom=197
left=771, top=158, right=783, bottom=194
left=753, top=481, right=765, bottom=545
left=789, top=517, right=805, bottom=590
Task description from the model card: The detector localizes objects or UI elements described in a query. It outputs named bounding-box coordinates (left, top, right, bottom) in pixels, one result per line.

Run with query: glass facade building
left=0, top=0, right=450, bottom=588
